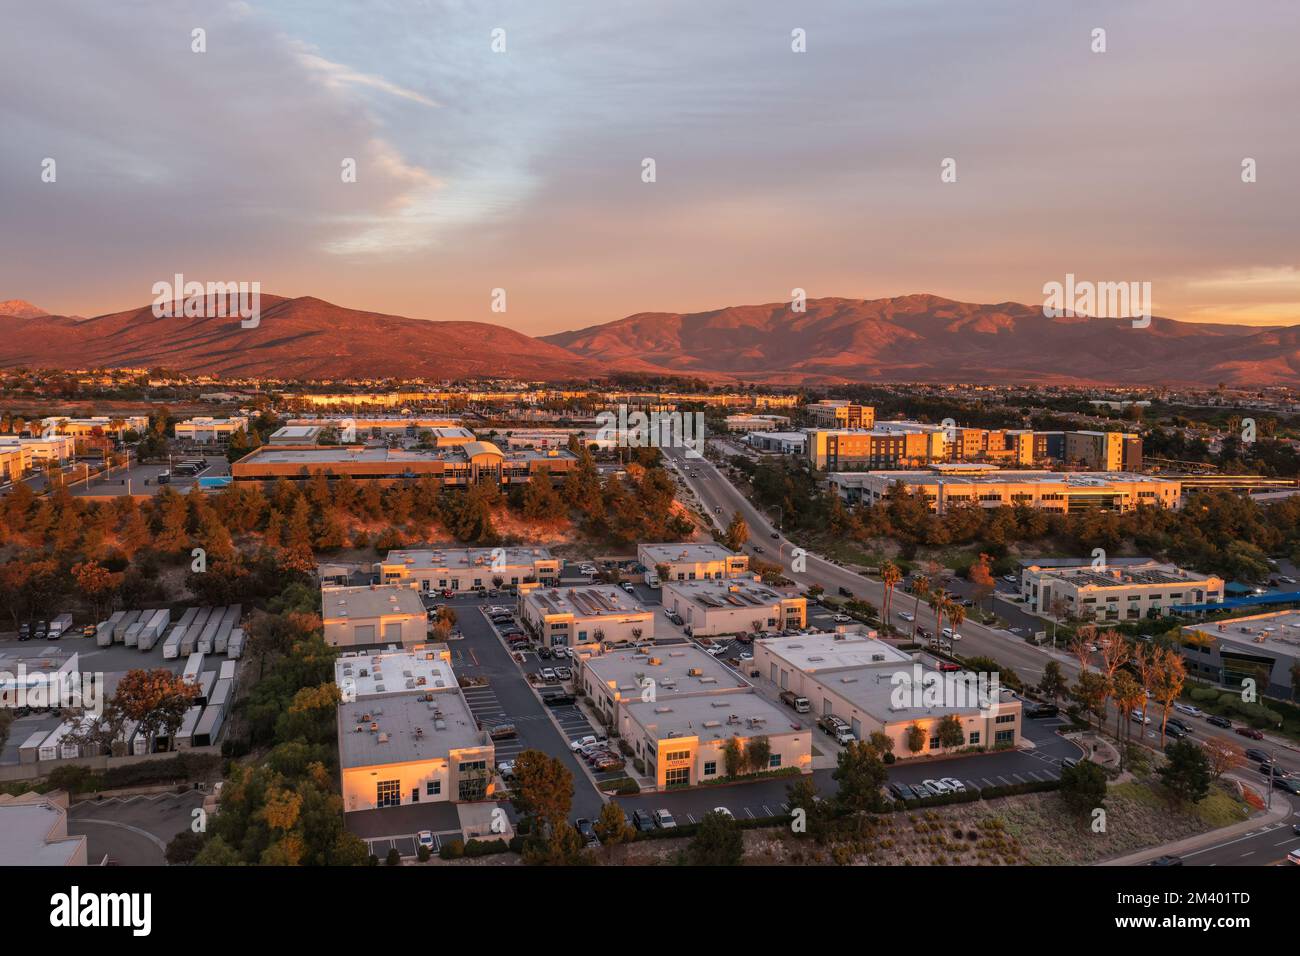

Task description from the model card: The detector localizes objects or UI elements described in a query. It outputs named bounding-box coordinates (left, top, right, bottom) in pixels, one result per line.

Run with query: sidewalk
left=1097, top=780, right=1292, bottom=866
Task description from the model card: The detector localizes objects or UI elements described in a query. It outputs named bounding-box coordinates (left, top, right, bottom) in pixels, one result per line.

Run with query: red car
left=1234, top=727, right=1265, bottom=740
left=937, top=661, right=962, bottom=672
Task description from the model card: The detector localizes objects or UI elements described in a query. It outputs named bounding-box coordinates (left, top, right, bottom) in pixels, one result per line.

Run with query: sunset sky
left=3, top=0, right=1298, bottom=332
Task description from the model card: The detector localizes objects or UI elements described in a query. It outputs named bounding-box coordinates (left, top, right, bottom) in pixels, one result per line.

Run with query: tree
left=867, top=730, right=894, bottom=759
left=1059, top=759, right=1107, bottom=816
left=832, top=740, right=888, bottom=813
left=935, top=714, right=965, bottom=750
left=968, top=552, right=996, bottom=612
left=593, top=800, right=635, bottom=856
left=905, top=722, right=926, bottom=755
left=1158, top=740, right=1212, bottom=804
left=510, top=750, right=573, bottom=832
left=1111, top=671, right=1145, bottom=754
left=722, top=513, right=748, bottom=552
left=746, top=735, right=772, bottom=774
left=909, top=574, right=929, bottom=641
left=1150, top=647, right=1187, bottom=747
left=689, top=810, right=744, bottom=865
left=722, top=736, right=745, bottom=778
left=1201, top=736, right=1243, bottom=782
left=880, top=561, right=901, bottom=626
left=1038, top=661, right=1067, bottom=703
left=113, top=668, right=201, bottom=751
left=1070, top=671, right=1108, bottom=730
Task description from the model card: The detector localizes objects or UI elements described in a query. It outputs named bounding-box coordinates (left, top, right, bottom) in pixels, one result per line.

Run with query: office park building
left=321, top=584, right=428, bottom=648
left=753, top=632, right=1022, bottom=758
left=519, top=584, right=655, bottom=649
left=1180, top=611, right=1300, bottom=700
left=336, top=646, right=495, bottom=812
left=378, top=547, right=560, bottom=593
left=1022, top=561, right=1223, bottom=621
left=661, top=579, right=807, bottom=636
left=637, top=543, right=750, bottom=582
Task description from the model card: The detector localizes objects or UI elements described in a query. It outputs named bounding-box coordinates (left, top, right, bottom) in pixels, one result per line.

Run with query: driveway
left=67, top=790, right=205, bottom=865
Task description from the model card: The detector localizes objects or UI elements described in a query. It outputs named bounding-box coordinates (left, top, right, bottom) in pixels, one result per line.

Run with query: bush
left=463, top=838, right=510, bottom=857
left=416, top=844, right=431, bottom=862
left=385, top=848, right=401, bottom=866
left=439, top=839, right=465, bottom=860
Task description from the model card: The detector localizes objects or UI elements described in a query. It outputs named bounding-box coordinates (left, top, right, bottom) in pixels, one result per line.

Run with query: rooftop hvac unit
left=654, top=706, right=672, bottom=714
left=871, top=654, right=885, bottom=661
left=687, top=668, right=702, bottom=676
left=377, top=733, right=389, bottom=743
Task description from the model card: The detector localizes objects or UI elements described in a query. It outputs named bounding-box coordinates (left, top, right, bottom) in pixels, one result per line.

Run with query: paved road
left=1178, top=791, right=1300, bottom=866
left=67, top=790, right=205, bottom=866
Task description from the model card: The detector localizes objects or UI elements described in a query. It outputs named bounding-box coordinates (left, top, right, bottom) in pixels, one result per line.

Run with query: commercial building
left=284, top=416, right=463, bottom=435
left=38, top=416, right=149, bottom=439
left=499, top=428, right=616, bottom=450
left=1180, top=611, right=1300, bottom=700
left=806, top=426, right=945, bottom=470
left=336, top=646, right=495, bottom=812
left=0, top=434, right=75, bottom=473
left=949, top=428, right=1040, bottom=466
left=0, top=791, right=87, bottom=865
left=0, top=443, right=20, bottom=483
left=231, top=441, right=575, bottom=488
left=321, top=584, right=428, bottom=648
left=724, top=413, right=791, bottom=432
left=621, top=691, right=812, bottom=788
left=378, top=547, right=560, bottom=592
left=806, top=401, right=875, bottom=429
left=579, top=643, right=750, bottom=729
left=661, top=579, right=807, bottom=636
left=173, top=416, right=248, bottom=444
left=752, top=631, right=1022, bottom=758
left=746, top=431, right=807, bottom=455
left=1022, top=561, right=1223, bottom=621
left=637, top=543, right=750, bottom=582
left=519, top=584, right=655, bottom=649
left=1064, top=431, right=1142, bottom=472
left=828, top=467, right=1181, bottom=514
left=267, top=425, right=324, bottom=445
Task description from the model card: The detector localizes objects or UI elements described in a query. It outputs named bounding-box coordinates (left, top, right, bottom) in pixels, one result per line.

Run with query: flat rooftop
left=757, top=632, right=911, bottom=672
left=339, top=690, right=485, bottom=768
left=1185, top=611, right=1300, bottom=655
left=832, top=470, right=1173, bottom=488
left=241, top=445, right=456, bottom=465
left=0, top=802, right=84, bottom=866
left=322, top=584, right=426, bottom=621
left=749, top=431, right=807, bottom=442
left=525, top=586, right=649, bottom=618
left=383, top=547, right=554, bottom=570
left=335, top=648, right=456, bottom=698
left=624, top=691, right=805, bottom=742
left=813, top=664, right=999, bottom=722
left=583, top=645, right=749, bottom=697
left=663, top=579, right=789, bottom=609
left=1031, top=562, right=1217, bottom=589
left=639, top=543, right=743, bottom=565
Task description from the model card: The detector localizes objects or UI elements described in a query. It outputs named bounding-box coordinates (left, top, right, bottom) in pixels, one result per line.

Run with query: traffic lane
left=1179, top=793, right=1300, bottom=866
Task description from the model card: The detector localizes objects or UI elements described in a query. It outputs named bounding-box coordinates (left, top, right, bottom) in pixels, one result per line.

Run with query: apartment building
left=1180, top=611, right=1300, bottom=700
left=950, top=428, right=1039, bottom=466
left=622, top=692, right=812, bottom=789
left=336, top=646, right=495, bottom=811
left=753, top=632, right=1022, bottom=757
left=378, top=547, right=559, bottom=592
left=828, top=467, right=1181, bottom=514
left=745, top=431, right=807, bottom=455
left=661, top=579, right=807, bottom=636
left=1063, top=431, right=1142, bottom=472
left=519, top=584, right=655, bottom=649
left=0, top=791, right=88, bottom=865
left=806, top=401, right=875, bottom=429
left=321, top=584, right=428, bottom=648
left=579, top=643, right=750, bottom=730
left=174, top=416, right=249, bottom=444
left=1023, top=561, right=1224, bottom=621
left=231, top=441, right=575, bottom=487
left=806, top=426, right=946, bottom=470
left=637, top=543, right=750, bottom=582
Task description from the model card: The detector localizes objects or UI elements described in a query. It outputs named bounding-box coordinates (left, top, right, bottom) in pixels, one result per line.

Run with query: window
left=995, top=713, right=1015, bottom=724
left=426, top=781, right=441, bottom=796
left=929, top=736, right=940, bottom=749
left=376, top=779, right=401, bottom=808
left=703, top=761, right=717, bottom=776
left=968, top=731, right=980, bottom=745
left=664, top=750, right=691, bottom=762
left=995, top=729, right=1014, bottom=744
left=665, top=767, right=690, bottom=786
left=459, top=760, right=487, bottom=772
left=769, top=754, right=782, bottom=768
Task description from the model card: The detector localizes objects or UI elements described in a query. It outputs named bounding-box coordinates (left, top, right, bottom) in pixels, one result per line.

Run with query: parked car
left=1173, top=702, right=1203, bottom=717
left=416, top=831, right=436, bottom=851
left=1245, top=748, right=1270, bottom=764
left=1235, top=726, right=1265, bottom=740
left=1129, top=709, right=1151, bottom=725
left=543, top=693, right=576, bottom=707
left=920, top=779, right=952, bottom=797
left=17, top=622, right=31, bottom=641
left=940, top=777, right=967, bottom=793
left=1289, top=847, right=1300, bottom=865
left=554, top=666, right=572, bottom=680
left=832, top=614, right=852, bottom=623
left=575, top=818, right=599, bottom=847
left=838, top=587, right=853, bottom=598
left=539, top=667, right=558, bottom=682
left=570, top=735, right=597, bottom=752
left=1206, top=715, right=1232, bottom=729
left=621, top=582, right=636, bottom=593
left=496, top=759, right=515, bottom=780
left=654, top=809, right=677, bottom=829
left=711, top=806, right=734, bottom=819
left=889, top=782, right=917, bottom=801
left=937, top=661, right=962, bottom=673
left=1061, top=757, right=1079, bottom=770
left=631, top=809, right=656, bottom=833
left=487, top=722, right=517, bottom=739
left=1025, top=703, right=1059, bottom=719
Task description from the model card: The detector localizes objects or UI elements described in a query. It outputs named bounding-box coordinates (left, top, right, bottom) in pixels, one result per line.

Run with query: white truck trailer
left=195, top=607, right=224, bottom=655
left=162, top=624, right=185, bottom=660
left=97, top=611, right=125, bottom=647
left=113, top=610, right=141, bottom=643
left=138, top=608, right=171, bottom=651
left=180, top=607, right=213, bottom=656
left=193, top=703, right=224, bottom=747
left=49, top=613, right=74, bottom=639
left=123, top=621, right=144, bottom=648
left=174, top=705, right=203, bottom=749
left=226, top=628, right=245, bottom=659
left=213, top=604, right=241, bottom=654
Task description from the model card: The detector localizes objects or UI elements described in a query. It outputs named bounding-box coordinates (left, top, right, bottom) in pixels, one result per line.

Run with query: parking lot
left=67, top=790, right=206, bottom=866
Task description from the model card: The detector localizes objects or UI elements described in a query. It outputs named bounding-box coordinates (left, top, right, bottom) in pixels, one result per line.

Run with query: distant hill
left=0, top=299, right=51, bottom=319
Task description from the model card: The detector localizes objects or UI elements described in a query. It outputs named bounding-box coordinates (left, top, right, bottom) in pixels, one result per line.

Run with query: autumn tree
left=113, top=668, right=201, bottom=751
left=71, top=560, right=122, bottom=621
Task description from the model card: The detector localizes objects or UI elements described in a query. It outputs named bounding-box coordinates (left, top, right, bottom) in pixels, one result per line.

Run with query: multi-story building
left=378, top=547, right=559, bottom=593
left=745, top=431, right=807, bottom=455
left=0, top=444, right=20, bottom=483
left=38, top=415, right=149, bottom=439
left=519, top=584, right=655, bottom=650
left=806, top=426, right=946, bottom=470
left=637, top=543, right=750, bottom=582
left=1022, top=561, right=1223, bottom=621
left=621, top=691, right=812, bottom=789
left=336, top=645, right=495, bottom=812
left=578, top=643, right=750, bottom=729
left=1063, top=431, right=1142, bottom=472
left=0, top=435, right=75, bottom=472
left=661, top=579, right=807, bottom=636
left=173, top=416, right=249, bottom=444
left=231, top=441, right=575, bottom=488
left=828, top=466, right=1181, bottom=514
left=753, top=631, right=1022, bottom=757
left=1180, top=611, right=1300, bottom=700
left=806, top=401, right=875, bottom=429
left=321, top=584, right=428, bottom=648
left=950, top=428, right=1039, bottom=466
left=724, top=413, right=791, bottom=432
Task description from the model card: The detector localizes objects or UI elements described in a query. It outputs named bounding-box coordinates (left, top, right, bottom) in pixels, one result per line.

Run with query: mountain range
left=1, top=293, right=1295, bottom=386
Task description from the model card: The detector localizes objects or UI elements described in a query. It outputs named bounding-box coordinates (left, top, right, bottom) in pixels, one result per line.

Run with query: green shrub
left=439, top=839, right=465, bottom=859
left=463, top=838, right=509, bottom=857
left=385, top=848, right=401, bottom=866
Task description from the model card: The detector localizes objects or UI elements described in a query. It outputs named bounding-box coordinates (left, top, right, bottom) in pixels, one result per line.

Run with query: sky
left=2, top=0, right=1298, bottom=333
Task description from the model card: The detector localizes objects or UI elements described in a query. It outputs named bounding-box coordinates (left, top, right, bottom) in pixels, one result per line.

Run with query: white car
left=1173, top=703, right=1204, bottom=717
left=922, top=779, right=953, bottom=796
left=416, top=830, right=436, bottom=850
left=570, top=735, right=597, bottom=751
left=833, top=613, right=852, bottom=623
left=706, top=644, right=726, bottom=656
left=1003, top=574, right=1018, bottom=583
left=496, top=760, right=515, bottom=779
left=940, top=777, right=967, bottom=793
left=712, top=807, right=734, bottom=819
left=621, top=582, right=636, bottom=593
left=540, top=667, right=558, bottom=682
left=738, top=651, right=753, bottom=661
left=942, top=627, right=962, bottom=641
left=897, top=611, right=915, bottom=622
left=1130, top=708, right=1151, bottom=725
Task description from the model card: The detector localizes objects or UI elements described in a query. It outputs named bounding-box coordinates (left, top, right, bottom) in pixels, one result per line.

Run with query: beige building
left=753, top=632, right=1022, bottom=758
left=0, top=791, right=87, bottom=865
left=519, top=584, right=655, bottom=649
left=0, top=435, right=75, bottom=471
left=661, top=579, right=807, bottom=636
left=829, top=467, right=1180, bottom=514
left=621, top=692, right=813, bottom=788
left=39, top=415, right=148, bottom=438
left=578, top=644, right=751, bottom=730
left=806, top=426, right=945, bottom=470
left=637, top=543, right=750, bottom=583
left=174, top=416, right=249, bottom=443
left=806, top=401, right=875, bottom=429
left=321, top=584, right=428, bottom=648
left=378, top=547, right=559, bottom=593
left=1023, top=561, right=1223, bottom=621
left=336, top=646, right=494, bottom=812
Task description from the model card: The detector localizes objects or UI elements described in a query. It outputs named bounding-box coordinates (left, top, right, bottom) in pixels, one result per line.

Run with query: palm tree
left=947, top=601, right=967, bottom=641
left=880, top=561, right=901, bottom=630
left=910, top=575, right=930, bottom=641
left=927, top=589, right=949, bottom=646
